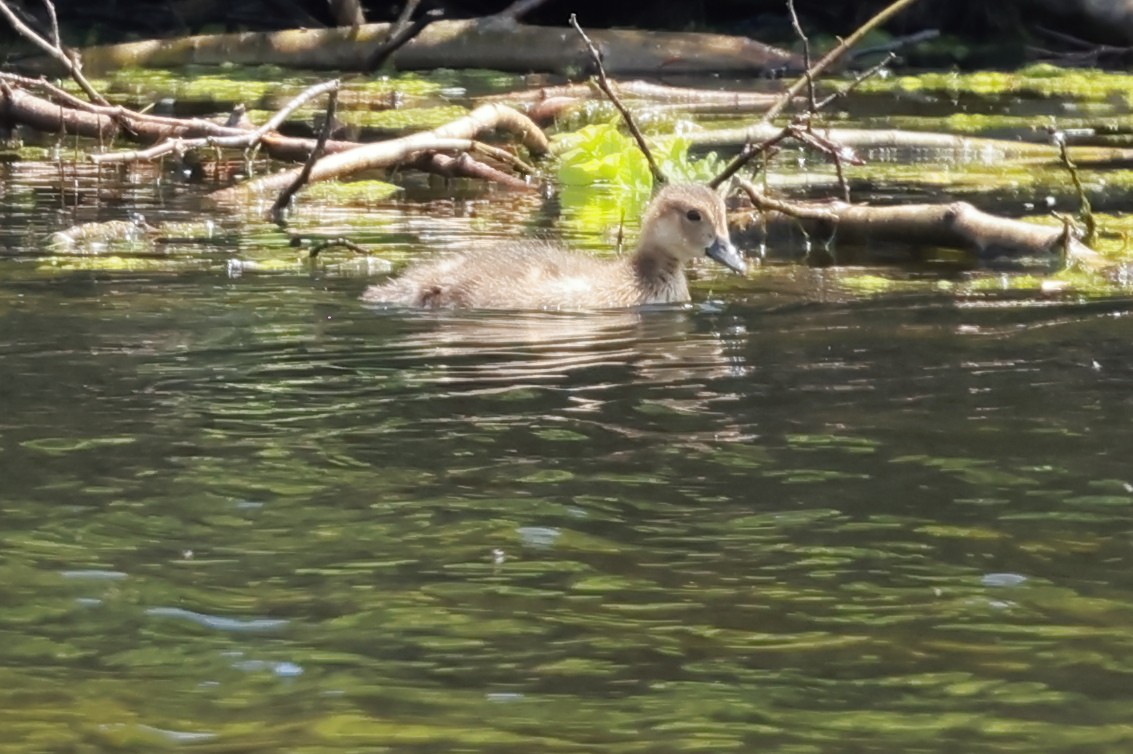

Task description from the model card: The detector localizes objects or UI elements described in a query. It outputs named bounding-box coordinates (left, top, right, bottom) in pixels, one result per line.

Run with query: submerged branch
left=1050, top=128, right=1097, bottom=247
left=406, top=152, right=532, bottom=190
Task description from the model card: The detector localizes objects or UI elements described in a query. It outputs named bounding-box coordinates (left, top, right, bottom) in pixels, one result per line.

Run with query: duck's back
left=361, top=242, right=646, bottom=310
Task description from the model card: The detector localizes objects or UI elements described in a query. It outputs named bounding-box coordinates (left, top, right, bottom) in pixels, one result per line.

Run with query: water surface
left=3, top=69, right=1133, bottom=753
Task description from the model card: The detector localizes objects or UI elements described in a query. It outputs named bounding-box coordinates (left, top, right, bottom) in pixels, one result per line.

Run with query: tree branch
left=763, top=0, right=922, bottom=122
left=0, top=0, right=108, bottom=106
left=569, top=13, right=667, bottom=187
left=271, top=85, right=339, bottom=223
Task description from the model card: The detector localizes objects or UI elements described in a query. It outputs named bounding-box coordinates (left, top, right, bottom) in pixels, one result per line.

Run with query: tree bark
left=22, top=20, right=798, bottom=76
left=732, top=187, right=1103, bottom=269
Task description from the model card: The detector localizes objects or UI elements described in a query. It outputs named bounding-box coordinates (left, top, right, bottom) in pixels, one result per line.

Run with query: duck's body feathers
left=361, top=184, right=744, bottom=311
left=362, top=241, right=686, bottom=310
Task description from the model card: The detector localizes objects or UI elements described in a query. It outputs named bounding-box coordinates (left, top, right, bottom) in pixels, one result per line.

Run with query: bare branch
left=271, top=85, right=339, bottom=223
left=38, top=0, right=58, bottom=47
left=707, top=126, right=793, bottom=190
left=569, top=13, right=667, bottom=187
left=0, top=0, right=108, bottom=105
left=734, top=177, right=1104, bottom=269
left=406, top=151, right=533, bottom=190
left=365, top=4, right=443, bottom=71
left=815, top=52, right=896, bottom=111
left=210, top=102, right=547, bottom=202
left=786, top=0, right=816, bottom=114
left=763, top=0, right=922, bottom=122
left=1049, top=126, right=1097, bottom=247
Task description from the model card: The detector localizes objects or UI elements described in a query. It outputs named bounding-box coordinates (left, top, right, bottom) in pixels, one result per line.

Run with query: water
left=5, top=75, right=1133, bottom=752
left=3, top=258, right=1133, bottom=751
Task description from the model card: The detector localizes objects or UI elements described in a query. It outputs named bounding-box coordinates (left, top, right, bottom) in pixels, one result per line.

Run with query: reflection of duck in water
left=362, top=184, right=746, bottom=310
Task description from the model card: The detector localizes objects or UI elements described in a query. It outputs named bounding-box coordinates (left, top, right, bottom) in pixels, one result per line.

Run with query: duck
left=361, top=183, right=746, bottom=310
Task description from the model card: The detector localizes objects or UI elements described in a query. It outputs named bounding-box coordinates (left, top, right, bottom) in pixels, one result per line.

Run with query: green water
left=4, top=67, right=1133, bottom=752
left=5, top=260, right=1133, bottom=752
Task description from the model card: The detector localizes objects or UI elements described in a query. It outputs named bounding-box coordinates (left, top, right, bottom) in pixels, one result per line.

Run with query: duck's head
left=638, top=183, right=746, bottom=274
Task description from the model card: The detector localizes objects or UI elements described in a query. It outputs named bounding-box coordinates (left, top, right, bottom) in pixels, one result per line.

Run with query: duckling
left=361, top=183, right=745, bottom=310
left=45, top=212, right=153, bottom=252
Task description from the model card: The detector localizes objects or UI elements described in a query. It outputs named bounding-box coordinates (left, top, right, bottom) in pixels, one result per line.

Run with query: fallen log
left=495, top=80, right=790, bottom=126
left=484, top=80, right=785, bottom=108
left=17, top=20, right=798, bottom=76
left=731, top=179, right=1104, bottom=270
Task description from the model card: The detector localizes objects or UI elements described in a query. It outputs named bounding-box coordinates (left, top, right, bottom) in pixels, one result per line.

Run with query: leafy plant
left=551, top=122, right=723, bottom=240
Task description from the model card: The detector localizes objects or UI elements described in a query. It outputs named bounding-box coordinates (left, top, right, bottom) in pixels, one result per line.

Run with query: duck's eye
left=686, top=209, right=702, bottom=222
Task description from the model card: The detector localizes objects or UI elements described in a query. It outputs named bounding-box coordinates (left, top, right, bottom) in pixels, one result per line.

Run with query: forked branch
left=763, top=0, right=922, bottom=122
left=0, top=0, right=108, bottom=105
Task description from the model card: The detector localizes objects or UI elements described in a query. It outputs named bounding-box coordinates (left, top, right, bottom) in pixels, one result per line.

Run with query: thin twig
left=849, top=28, right=938, bottom=61
left=707, top=126, right=793, bottom=190
left=815, top=52, right=896, bottom=111
left=271, top=86, right=339, bottom=223
left=791, top=124, right=863, bottom=200
left=1049, top=126, right=1096, bottom=247
left=830, top=146, right=849, bottom=202
left=786, top=0, right=816, bottom=114
left=308, top=237, right=372, bottom=258
left=789, top=125, right=863, bottom=166
left=1035, top=26, right=1122, bottom=51
left=569, top=13, right=667, bottom=187
left=763, top=0, right=922, bottom=122
left=0, top=0, right=108, bottom=106
left=0, top=70, right=92, bottom=109
left=38, top=0, right=59, bottom=47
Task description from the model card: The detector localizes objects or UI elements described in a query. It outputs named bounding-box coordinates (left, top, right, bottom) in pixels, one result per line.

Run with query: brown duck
left=361, top=183, right=745, bottom=310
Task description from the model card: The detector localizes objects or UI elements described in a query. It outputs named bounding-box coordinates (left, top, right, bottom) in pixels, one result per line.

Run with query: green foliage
left=551, top=122, right=723, bottom=239
left=554, top=123, right=652, bottom=194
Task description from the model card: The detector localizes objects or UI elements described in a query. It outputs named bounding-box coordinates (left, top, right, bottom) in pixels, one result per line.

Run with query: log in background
left=3, top=0, right=1130, bottom=49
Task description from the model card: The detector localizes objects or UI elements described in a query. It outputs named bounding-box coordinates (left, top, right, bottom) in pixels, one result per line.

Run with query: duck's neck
left=629, top=245, right=689, bottom=304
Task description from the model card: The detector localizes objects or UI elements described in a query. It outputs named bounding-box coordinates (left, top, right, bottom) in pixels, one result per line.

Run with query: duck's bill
left=705, top=238, right=746, bottom=274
